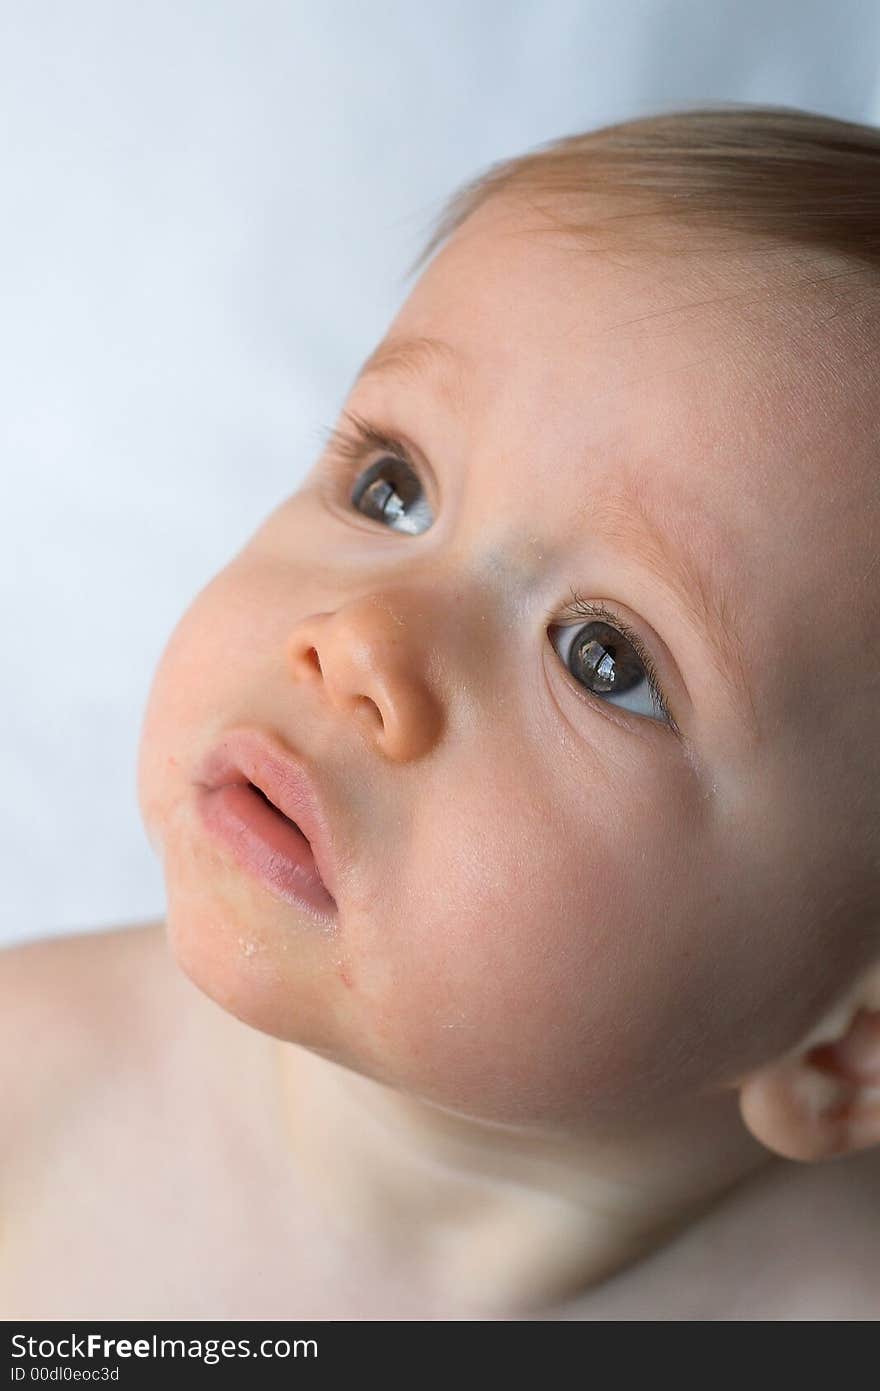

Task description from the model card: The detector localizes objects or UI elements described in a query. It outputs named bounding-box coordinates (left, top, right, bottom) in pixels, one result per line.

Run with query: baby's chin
left=157, top=815, right=350, bottom=1046
left=156, top=824, right=707, bottom=1136
left=162, top=901, right=679, bottom=1136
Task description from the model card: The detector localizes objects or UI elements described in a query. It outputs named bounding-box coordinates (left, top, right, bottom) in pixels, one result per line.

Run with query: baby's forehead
left=398, top=199, right=878, bottom=560
left=441, top=194, right=878, bottom=386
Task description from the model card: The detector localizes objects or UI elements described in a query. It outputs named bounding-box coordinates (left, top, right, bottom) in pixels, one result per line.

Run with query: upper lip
left=194, top=727, right=340, bottom=905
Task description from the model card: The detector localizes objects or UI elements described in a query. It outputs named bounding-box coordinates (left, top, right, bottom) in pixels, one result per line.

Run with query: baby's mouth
left=193, top=726, right=340, bottom=907
left=250, top=781, right=298, bottom=825
left=236, top=780, right=333, bottom=899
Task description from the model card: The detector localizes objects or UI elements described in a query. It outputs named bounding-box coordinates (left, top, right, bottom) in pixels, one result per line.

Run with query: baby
left=3, top=104, right=880, bottom=1321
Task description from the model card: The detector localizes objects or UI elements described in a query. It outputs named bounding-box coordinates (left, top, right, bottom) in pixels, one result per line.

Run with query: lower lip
left=195, top=783, right=337, bottom=923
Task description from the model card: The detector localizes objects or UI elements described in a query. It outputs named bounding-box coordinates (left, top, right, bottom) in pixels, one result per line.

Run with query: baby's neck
left=270, top=1042, right=782, bottom=1316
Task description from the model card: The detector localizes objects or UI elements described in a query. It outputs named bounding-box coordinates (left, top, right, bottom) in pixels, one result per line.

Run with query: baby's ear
left=737, top=984, right=880, bottom=1163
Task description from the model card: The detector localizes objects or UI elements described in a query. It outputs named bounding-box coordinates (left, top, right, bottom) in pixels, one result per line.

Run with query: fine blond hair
left=405, top=101, right=880, bottom=283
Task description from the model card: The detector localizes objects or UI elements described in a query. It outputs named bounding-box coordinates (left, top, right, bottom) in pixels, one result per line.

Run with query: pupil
left=352, top=457, right=429, bottom=535
left=573, top=623, right=642, bottom=696
left=363, top=478, right=404, bottom=520
left=581, top=638, right=617, bottom=692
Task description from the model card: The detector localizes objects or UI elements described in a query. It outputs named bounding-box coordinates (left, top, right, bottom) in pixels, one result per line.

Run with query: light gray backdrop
left=2, top=0, right=879, bottom=947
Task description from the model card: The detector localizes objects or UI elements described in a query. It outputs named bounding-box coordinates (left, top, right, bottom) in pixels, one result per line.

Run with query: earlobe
left=738, top=1007, right=880, bottom=1163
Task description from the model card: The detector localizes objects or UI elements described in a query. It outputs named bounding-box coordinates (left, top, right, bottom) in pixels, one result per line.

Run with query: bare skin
left=2, top=922, right=879, bottom=1321
left=5, top=194, right=880, bottom=1320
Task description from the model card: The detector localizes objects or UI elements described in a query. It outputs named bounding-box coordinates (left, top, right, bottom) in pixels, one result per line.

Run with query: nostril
left=354, top=696, right=381, bottom=728
left=289, top=644, right=323, bottom=681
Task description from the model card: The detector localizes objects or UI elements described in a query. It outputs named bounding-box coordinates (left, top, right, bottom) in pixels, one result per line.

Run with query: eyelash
left=317, top=410, right=676, bottom=731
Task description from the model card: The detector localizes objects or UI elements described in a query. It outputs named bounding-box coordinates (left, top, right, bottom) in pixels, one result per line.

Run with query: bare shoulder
left=551, top=1148, right=880, bottom=1321
left=773, top=1146, right=880, bottom=1319
left=0, top=920, right=175, bottom=1151
left=0, top=917, right=168, bottom=988
left=0, top=918, right=172, bottom=1032
left=0, top=923, right=295, bottom=1319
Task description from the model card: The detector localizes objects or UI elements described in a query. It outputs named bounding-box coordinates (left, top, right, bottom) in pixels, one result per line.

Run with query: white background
left=2, top=0, right=879, bottom=947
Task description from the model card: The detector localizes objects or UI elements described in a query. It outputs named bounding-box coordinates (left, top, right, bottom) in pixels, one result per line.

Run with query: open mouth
left=196, top=776, right=335, bottom=917
left=249, top=781, right=305, bottom=833
left=193, top=728, right=339, bottom=913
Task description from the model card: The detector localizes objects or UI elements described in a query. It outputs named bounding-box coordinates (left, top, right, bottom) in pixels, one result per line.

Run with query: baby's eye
left=548, top=601, right=670, bottom=726
left=348, top=451, right=432, bottom=535
left=318, top=411, right=433, bottom=535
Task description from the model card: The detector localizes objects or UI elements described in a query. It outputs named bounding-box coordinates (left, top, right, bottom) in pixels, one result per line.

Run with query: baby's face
left=138, top=195, right=878, bottom=1134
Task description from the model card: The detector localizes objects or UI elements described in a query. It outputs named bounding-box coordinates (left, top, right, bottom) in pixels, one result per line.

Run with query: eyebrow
left=352, top=333, right=758, bottom=737
left=354, top=334, right=468, bottom=409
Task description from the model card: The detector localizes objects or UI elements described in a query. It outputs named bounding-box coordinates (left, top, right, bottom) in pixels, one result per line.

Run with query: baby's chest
left=1, top=1098, right=431, bottom=1321
left=3, top=1129, right=276, bottom=1317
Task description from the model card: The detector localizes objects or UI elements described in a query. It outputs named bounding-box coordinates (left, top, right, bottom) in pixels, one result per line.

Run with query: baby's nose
left=285, top=591, right=447, bottom=761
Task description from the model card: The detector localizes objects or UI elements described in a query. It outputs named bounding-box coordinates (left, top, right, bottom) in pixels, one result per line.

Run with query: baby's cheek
left=342, top=836, right=649, bottom=1127
left=343, top=764, right=729, bottom=1129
